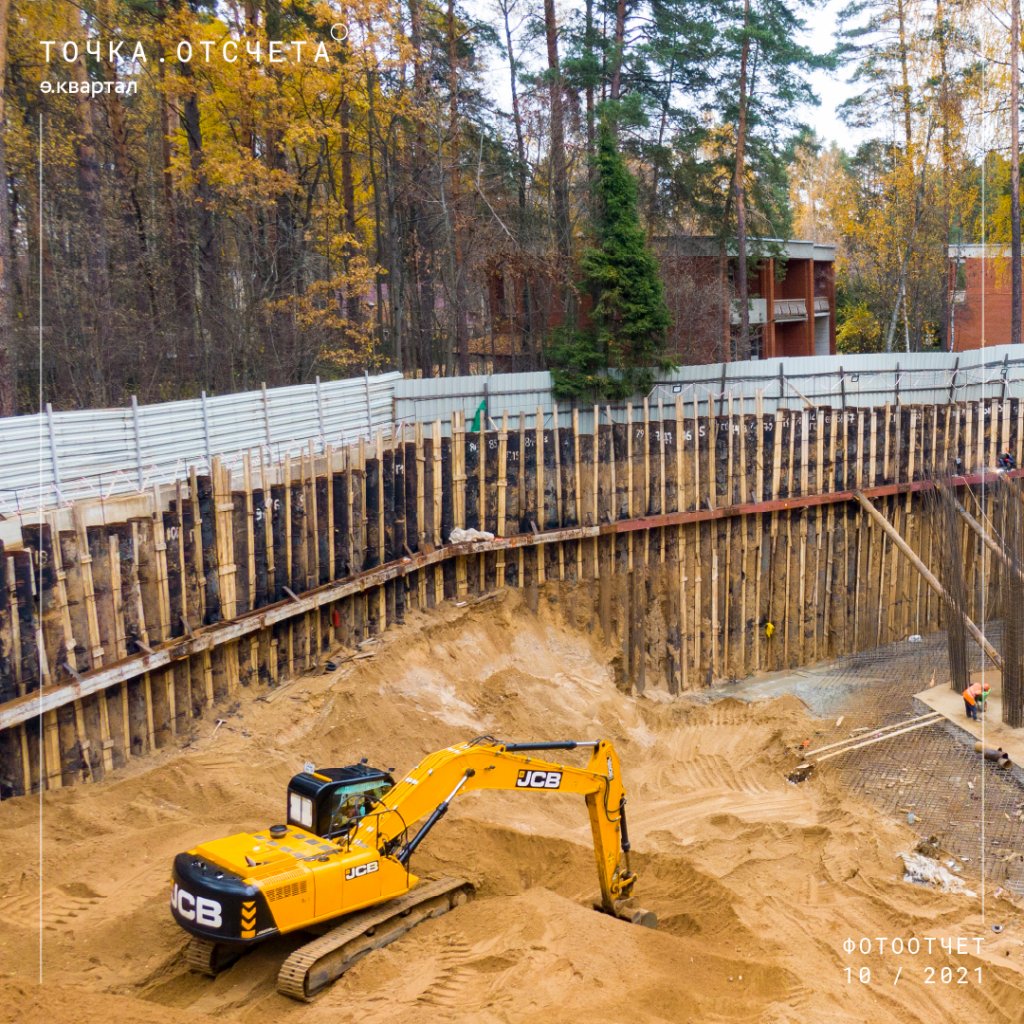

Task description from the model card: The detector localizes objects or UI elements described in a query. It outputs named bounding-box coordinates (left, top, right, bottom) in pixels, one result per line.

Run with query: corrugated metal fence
left=3, top=349, right=1023, bottom=514
left=393, top=347, right=1024, bottom=430
left=0, top=373, right=400, bottom=514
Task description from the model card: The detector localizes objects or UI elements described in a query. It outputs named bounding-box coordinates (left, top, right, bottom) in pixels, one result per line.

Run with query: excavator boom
left=366, top=738, right=637, bottom=910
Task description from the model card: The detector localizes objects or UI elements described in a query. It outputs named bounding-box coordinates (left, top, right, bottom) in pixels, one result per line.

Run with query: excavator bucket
left=603, top=897, right=658, bottom=928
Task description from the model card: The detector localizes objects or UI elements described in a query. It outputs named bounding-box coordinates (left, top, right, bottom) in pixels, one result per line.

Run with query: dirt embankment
left=2, top=591, right=1023, bottom=1023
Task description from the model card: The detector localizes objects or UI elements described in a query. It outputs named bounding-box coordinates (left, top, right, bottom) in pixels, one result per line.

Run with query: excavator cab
left=286, top=765, right=395, bottom=840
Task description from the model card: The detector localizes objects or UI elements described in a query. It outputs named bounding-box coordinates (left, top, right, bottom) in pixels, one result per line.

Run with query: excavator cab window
left=320, top=780, right=391, bottom=839
left=287, top=765, right=395, bottom=838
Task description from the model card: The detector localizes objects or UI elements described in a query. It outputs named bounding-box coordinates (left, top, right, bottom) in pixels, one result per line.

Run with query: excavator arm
left=355, top=738, right=638, bottom=913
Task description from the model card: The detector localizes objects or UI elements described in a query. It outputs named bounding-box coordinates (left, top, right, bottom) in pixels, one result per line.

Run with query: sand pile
left=2, top=590, right=1023, bottom=1022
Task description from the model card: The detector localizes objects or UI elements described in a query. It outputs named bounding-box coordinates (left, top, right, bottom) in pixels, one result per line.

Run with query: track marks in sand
left=342, top=917, right=539, bottom=1021
left=413, top=936, right=479, bottom=1011
left=636, top=788, right=816, bottom=840
left=640, top=854, right=760, bottom=953
left=0, top=882, right=104, bottom=932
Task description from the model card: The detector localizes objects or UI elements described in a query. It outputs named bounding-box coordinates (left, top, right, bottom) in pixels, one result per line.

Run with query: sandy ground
left=2, top=591, right=1024, bottom=1023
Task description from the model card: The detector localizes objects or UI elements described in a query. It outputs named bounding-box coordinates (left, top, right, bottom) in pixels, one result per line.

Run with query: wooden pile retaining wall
left=0, top=397, right=1018, bottom=795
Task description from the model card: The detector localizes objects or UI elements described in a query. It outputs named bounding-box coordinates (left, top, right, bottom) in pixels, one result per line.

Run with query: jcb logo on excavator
left=345, top=861, right=379, bottom=880
left=515, top=770, right=562, bottom=789
left=171, top=884, right=223, bottom=929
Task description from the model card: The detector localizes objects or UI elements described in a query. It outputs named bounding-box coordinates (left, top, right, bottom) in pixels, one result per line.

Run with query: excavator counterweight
left=170, top=737, right=654, bottom=1000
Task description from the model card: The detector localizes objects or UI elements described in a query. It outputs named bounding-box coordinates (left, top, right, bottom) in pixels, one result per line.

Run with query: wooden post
left=535, top=407, right=546, bottom=585
left=626, top=403, right=634, bottom=573
left=573, top=406, right=583, bottom=578
left=213, top=459, right=237, bottom=620
left=497, top=412, right=508, bottom=587
left=188, top=468, right=207, bottom=626
left=552, top=402, right=564, bottom=579
left=753, top=393, right=765, bottom=671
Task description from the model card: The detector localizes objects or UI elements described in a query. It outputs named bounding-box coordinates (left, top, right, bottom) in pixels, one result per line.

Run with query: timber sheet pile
left=0, top=398, right=1020, bottom=794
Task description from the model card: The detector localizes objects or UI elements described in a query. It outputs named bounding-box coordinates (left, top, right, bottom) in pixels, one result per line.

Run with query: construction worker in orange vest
left=962, top=681, right=990, bottom=721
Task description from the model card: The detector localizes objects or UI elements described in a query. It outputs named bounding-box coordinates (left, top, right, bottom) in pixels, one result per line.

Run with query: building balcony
left=774, top=298, right=808, bottom=323
left=813, top=297, right=830, bottom=318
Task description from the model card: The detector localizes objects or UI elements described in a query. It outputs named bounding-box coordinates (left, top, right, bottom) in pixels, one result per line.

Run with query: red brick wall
left=952, top=256, right=1021, bottom=350
left=655, top=248, right=730, bottom=363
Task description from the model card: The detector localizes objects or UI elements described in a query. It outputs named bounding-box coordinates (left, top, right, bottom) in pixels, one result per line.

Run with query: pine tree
left=715, top=0, right=829, bottom=359
left=549, top=118, right=673, bottom=399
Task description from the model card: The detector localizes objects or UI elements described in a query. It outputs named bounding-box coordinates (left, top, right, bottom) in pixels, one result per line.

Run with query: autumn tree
left=836, top=0, right=978, bottom=352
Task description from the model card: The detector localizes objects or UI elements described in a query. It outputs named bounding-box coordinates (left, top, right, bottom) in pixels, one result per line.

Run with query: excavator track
left=276, top=876, right=474, bottom=1001
left=184, top=937, right=248, bottom=976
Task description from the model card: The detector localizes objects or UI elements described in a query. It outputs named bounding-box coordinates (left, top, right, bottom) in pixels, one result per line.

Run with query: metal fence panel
left=6, top=352, right=1024, bottom=515
left=0, top=372, right=401, bottom=515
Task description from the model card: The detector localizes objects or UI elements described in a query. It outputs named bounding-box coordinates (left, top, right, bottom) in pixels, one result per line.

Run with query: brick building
left=654, top=237, right=837, bottom=363
left=480, top=236, right=837, bottom=372
left=948, top=244, right=1022, bottom=350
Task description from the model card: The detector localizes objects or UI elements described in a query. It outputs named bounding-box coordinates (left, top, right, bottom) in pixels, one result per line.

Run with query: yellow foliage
left=836, top=302, right=883, bottom=354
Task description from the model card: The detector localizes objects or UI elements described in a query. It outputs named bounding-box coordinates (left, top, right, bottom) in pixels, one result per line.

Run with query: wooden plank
left=642, top=398, right=651, bottom=515
left=534, top=408, right=546, bottom=584
left=819, top=407, right=835, bottom=655
left=432, top=421, right=443, bottom=546
left=42, top=709, right=62, bottom=789
left=242, top=453, right=257, bottom=604
left=782, top=412, right=796, bottom=666
left=906, top=408, right=920, bottom=636
left=187, top=468, right=208, bottom=625
left=415, top=422, right=426, bottom=550
left=721, top=399, right=734, bottom=673
left=552, top=401, right=564, bottom=530
left=73, top=508, right=106, bottom=669
left=146, top=489, right=173, bottom=643
left=453, top=412, right=468, bottom=597
left=607, top=407, right=617, bottom=525
left=752, top=394, right=765, bottom=672
left=689, top=397, right=700, bottom=511
left=376, top=432, right=387, bottom=565
left=32, top=527, right=57, bottom=687
left=0, top=548, right=17, bottom=704
left=216, top=461, right=238, bottom=619
left=306, top=444, right=321, bottom=587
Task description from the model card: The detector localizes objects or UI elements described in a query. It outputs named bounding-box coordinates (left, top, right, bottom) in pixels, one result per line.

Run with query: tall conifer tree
left=549, top=118, right=672, bottom=399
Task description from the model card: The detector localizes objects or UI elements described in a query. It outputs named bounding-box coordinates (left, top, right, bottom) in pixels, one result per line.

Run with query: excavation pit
left=3, top=599, right=1024, bottom=1023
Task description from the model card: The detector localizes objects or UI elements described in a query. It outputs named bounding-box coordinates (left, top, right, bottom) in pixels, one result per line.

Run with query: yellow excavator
left=170, top=737, right=654, bottom=1000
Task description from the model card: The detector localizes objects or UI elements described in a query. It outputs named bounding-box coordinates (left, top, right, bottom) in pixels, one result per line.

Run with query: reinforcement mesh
left=782, top=629, right=1024, bottom=898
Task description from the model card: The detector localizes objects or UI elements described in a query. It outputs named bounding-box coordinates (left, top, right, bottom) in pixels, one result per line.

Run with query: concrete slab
left=915, top=674, right=1024, bottom=769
